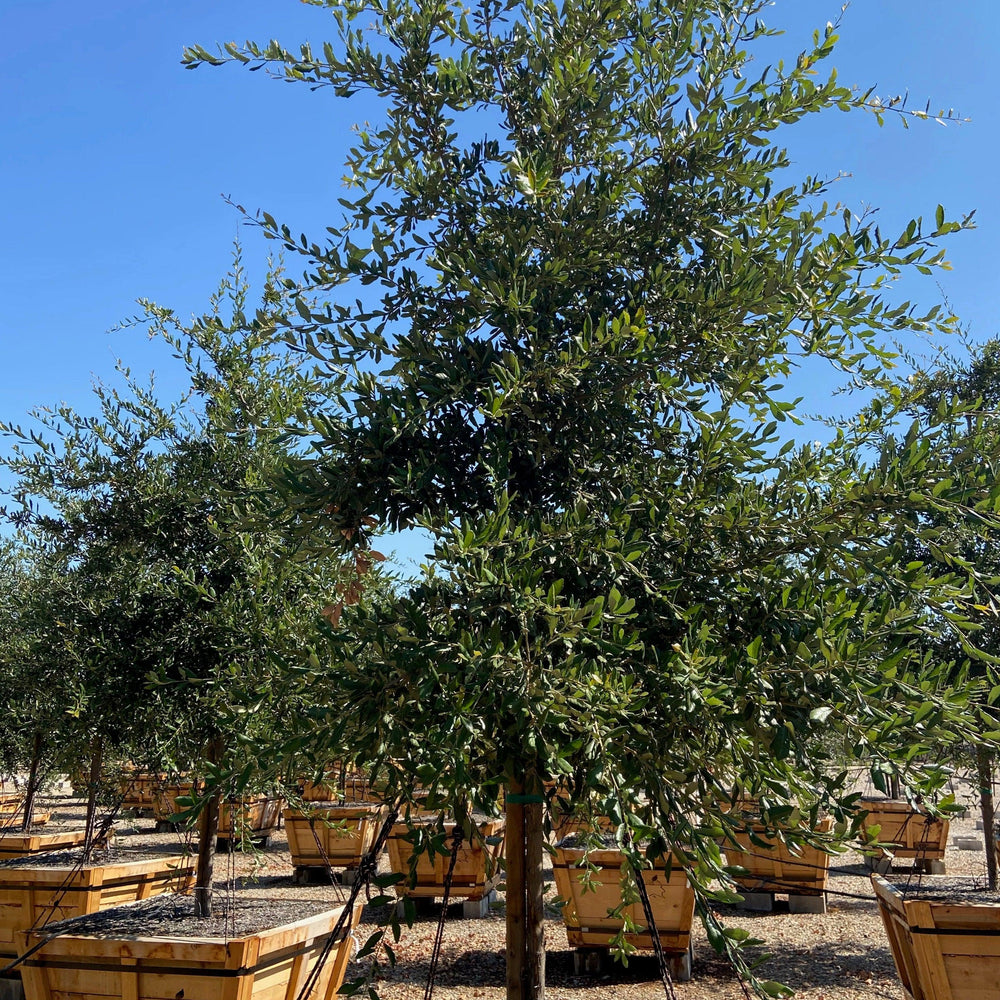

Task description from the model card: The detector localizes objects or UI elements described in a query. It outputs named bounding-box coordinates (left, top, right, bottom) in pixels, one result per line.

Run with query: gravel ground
left=13, top=780, right=998, bottom=1000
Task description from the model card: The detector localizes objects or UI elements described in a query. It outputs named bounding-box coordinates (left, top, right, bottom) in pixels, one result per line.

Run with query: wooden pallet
left=873, top=874, right=1000, bottom=1000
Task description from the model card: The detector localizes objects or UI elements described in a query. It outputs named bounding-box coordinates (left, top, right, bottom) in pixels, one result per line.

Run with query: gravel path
left=15, top=781, right=997, bottom=1000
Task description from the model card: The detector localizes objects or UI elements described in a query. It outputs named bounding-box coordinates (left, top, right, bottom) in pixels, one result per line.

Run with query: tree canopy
left=0, top=254, right=372, bottom=902
left=184, top=0, right=999, bottom=815
left=11, top=0, right=987, bottom=992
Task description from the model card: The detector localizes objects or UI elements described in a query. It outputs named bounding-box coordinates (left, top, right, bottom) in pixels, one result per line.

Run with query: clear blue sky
left=1, top=1, right=996, bottom=571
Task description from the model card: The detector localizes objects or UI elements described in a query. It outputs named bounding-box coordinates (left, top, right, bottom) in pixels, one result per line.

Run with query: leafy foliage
left=187, top=5, right=999, bottom=789
left=0, top=252, right=367, bottom=822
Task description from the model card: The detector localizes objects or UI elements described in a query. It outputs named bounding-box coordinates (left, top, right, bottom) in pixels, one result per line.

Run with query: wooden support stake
left=977, top=746, right=997, bottom=891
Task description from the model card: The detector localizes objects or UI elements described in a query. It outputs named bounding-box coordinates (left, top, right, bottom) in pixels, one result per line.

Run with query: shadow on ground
left=374, top=939, right=898, bottom=994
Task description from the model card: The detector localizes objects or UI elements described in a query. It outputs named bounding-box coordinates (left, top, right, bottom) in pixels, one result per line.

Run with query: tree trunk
left=194, top=738, right=224, bottom=918
left=977, top=746, right=997, bottom=891
left=19, top=733, right=43, bottom=833
left=505, top=779, right=526, bottom=999
left=889, top=773, right=901, bottom=800
left=83, top=735, right=103, bottom=850
left=524, top=792, right=546, bottom=997
left=505, top=775, right=545, bottom=999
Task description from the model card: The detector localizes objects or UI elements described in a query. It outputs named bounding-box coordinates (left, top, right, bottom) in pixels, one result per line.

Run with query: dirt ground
left=12, top=778, right=997, bottom=1000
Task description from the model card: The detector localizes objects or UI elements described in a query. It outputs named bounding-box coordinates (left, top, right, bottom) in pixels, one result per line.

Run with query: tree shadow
left=544, top=939, right=900, bottom=994
left=736, top=939, right=900, bottom=994
left=373, top=939, right=900, bottom=993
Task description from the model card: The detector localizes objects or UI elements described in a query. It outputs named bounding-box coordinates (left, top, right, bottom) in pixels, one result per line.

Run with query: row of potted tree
left=0, top=264, right=373, bottom=1000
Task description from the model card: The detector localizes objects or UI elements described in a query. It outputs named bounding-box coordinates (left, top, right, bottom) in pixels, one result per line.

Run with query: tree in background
left=0, top=540, right=65, bottom=831
left=883, top=338, right=1000, bottom=889
left=181, top=3, right=999, bottom=995
left=0, top=252, right=363, bottom=914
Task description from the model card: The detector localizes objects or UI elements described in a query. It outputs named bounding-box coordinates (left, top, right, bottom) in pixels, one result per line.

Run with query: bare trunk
left=19, top=733, right=43, bottom=833
left=505, top=774, right=546, bottom=999
left=194, top=738, right=224, bottom=918
left=505, top=778, right=526, bottom=999
left=524, top=790, right=546, bottom=997
left=83, top=735, right=103, bottom=850
left=977, top=746, right=997, bottom=891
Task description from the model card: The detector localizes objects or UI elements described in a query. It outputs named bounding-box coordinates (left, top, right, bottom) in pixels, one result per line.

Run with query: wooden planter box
left=0, top=830, right=91, bottom=862
left=153, top=786, right=284, bottom=846
left=550, top=809, right=613, bottom=845
left=0, top=853, right=194, bottom=962
left=151, top=782, right=196, bottom=827
left=722, top=816, right=834, bottom=896
left=119, top=772, right=168, bottom=814
left=300, top=769, right=376, bottom=803
left=20, top=899, right=362, bottom=1000
left=0, top=793, right=25, bottom=820
left=387, top=820, right=504, bottom=901
left=552, top=847, right=695, bottom=980
left=284, top=804, right=383, bottom=871
left=873, top=874, right=1000, bottom=1000
left=861, top=799, right=949, bottom=869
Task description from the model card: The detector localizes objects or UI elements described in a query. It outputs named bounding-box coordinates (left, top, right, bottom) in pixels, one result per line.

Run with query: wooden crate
left=873, top=874, right=1000, bottom=1000
left=552, top=848, right=695, bottom=954
left=153, top=786, right=284, bottom=843
left=861, top=799, right=949, bottom=862
left=20, top=899, right=362, bottom=1000
left=300, top=769, right=376, bottom=803
left=284, top=805, right=383, bottom=870
left=119, top=772, right=168, bottom=814
left=550, top=810, right=613, bottom=845
left=151, top=782, right=194, bottom=824
left=0, top=854, right=194, bottom=962
left=0, top=793, right=24, bottom=820
left=0, top=829, right=90, bottom=862
left=387, top=820, right=504, bottom=901
left=220, top=797, right=285, bottom=843
left=722, top=816, right=834, bottom=894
